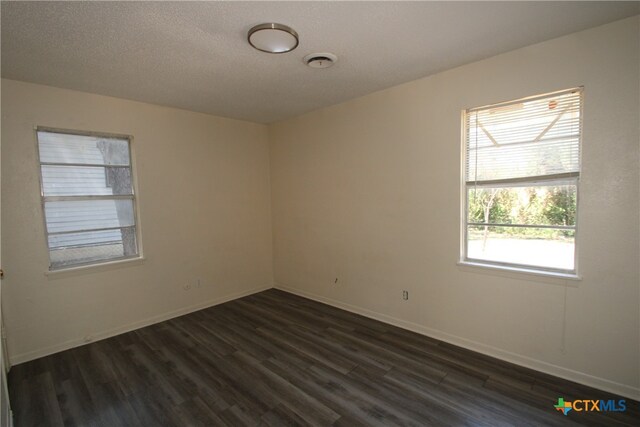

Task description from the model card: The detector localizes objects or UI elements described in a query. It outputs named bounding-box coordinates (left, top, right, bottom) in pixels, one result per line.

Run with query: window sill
left=45, top=257, right=145, bottom=280
left=457, top=260, right=581, bottom=286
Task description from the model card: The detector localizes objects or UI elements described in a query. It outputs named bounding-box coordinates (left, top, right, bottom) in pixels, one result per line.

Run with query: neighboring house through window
left=36, top=128, right=141, bottom=270
left=462, top=88, right=582, bottom=275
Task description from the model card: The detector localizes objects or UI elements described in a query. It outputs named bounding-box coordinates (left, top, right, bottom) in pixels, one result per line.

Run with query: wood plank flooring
left=8, top=289, right=639, bottom=426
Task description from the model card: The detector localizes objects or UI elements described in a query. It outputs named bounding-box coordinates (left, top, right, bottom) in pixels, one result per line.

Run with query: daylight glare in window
left=463, top=89, right=582, bottom=274
left=37, top=129, right=140, bottom=269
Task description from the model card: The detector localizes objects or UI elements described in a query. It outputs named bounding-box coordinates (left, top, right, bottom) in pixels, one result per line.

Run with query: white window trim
left=35, top=126, right=144, bottom=272
left=44, top=256, right=146, bottom=280
left=456, top=261, right=581, bottom=285
left=459, top=88, right=583, bottom=279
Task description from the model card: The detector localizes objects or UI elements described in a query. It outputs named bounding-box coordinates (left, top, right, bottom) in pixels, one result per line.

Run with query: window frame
left=460, top=88, right=583, bottom=278
left=35, top=126, right=143, bottom=271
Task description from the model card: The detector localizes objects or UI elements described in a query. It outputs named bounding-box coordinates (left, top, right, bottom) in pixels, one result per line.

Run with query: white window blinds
left=465, top=89, right=582, bottom=185
left=37, top=129, right=140, bottom=270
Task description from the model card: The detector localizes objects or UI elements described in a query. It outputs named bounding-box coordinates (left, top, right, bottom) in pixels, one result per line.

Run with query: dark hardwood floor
left=8, top=289, right=639, bottom=426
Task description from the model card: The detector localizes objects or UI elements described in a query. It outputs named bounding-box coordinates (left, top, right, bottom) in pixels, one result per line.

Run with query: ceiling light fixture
left=248, top=23, right=299, bottom=54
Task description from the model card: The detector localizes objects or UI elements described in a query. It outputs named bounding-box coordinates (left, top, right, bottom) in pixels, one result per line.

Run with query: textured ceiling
left=2, top=1, right=638, bottom=123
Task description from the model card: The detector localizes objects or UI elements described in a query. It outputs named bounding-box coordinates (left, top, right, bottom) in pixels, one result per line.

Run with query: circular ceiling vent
left=304, top=53, right=337, bottom=69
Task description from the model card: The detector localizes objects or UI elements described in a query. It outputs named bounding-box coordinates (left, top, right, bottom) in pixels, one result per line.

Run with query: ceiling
left=2, top=1, right=638, bottom=124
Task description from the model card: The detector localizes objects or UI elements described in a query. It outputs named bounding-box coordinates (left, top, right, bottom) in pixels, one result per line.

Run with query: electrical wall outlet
left=402, top=290, right=409, bottom=300
left=183, top=283, right=191, bottom=291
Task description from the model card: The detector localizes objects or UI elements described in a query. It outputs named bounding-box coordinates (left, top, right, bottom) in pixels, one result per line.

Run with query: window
left=36, top=128, right=141, bottom=270
left=462, top=88, right=582, bottom=275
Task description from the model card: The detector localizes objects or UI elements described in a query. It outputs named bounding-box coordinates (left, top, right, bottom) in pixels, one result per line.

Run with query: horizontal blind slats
left=49, top=229, right=124, bottom=249
left=44, top=199, right=135, bottom=234
left=38, top=131, right=130, bottom=166
left=41, top=165, right=133, bottom=196
left=465, top=90, right=581, bottom=182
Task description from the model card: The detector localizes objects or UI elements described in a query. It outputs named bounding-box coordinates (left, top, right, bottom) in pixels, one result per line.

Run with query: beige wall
left=1, top=79, right=273, bottom=363
left=270, top=17, right=640, bottom=398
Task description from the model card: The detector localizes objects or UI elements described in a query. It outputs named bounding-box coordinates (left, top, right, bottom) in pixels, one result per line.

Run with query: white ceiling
left=2, top=1, right=638, bottom=123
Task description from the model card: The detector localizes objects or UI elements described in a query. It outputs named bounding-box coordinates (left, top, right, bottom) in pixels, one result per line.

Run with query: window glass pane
left=48, top=228, right=137, bottom=268
left=467, top=225, right=575, bottom=271
left=38, top=131, right=130, bottom=166
left=44, top=199, right=134, bottom=233
left=467, top=184, right=576, bottom=226
left=463, top=89, right=581, bottom=274
left=41, top=165, right=132, bottom=196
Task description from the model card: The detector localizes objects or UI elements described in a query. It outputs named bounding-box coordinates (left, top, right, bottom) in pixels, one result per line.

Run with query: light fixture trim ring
left=248, top=23, right=299, bottom=54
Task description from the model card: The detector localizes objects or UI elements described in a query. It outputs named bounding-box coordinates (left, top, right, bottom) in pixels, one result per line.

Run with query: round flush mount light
left=304, top=52, right=338, bottom=69
left=248, top=23, right=299, bottom=54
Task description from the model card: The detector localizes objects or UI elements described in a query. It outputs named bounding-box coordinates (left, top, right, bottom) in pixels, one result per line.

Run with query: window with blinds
left=462, top=88, right=582, bottom=274
left=36, top=129, right=141, bottom=270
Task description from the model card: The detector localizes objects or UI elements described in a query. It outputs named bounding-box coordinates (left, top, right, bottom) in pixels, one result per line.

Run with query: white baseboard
left=274, top=283, right=640, bottom=401
left=10, top=284, right=272, bottom=366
